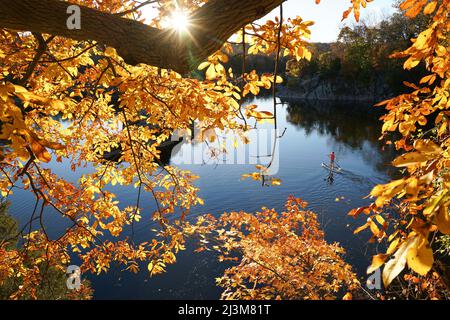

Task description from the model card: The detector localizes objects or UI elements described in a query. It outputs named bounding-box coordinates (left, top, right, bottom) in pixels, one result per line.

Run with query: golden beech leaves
left=367, top=254, right=389, bottom=275
left=382, top=235, right=419, bottom=287
left=400, top=0, right=430, bottom=18
left=1, top=0, right=354, bottom=299
left=186, top=196, right=359, bottom=300
left=351, top=0, right=450, bottom=290
left=0, top=83, right=65, bottom=163
left=435, top=206, right=450, bottom=235
left=4, top=0, right=447, bottom=300
left=341, top=0, right=374, bottom=22
left=241, top=165, right=282, bottom=187
left=423, top=1, right=437, bottom=15
left=0, top=0, right=241, bottom=298
left=244, top=104, right=274, bottom=122
left=198, top=51, right=230, bottom=80
left=380, top=232, right=433, bottom=287
left=406, top=236, right=434, bottom=276
left=244, top=16, right=313, bottom=61
left=392, top=151, right=435, bottom=167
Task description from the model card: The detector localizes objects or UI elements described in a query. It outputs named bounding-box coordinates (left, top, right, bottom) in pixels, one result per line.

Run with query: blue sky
left=143, top=0, right=397, bottom=43
left=265, top=0, right=397, bottom=42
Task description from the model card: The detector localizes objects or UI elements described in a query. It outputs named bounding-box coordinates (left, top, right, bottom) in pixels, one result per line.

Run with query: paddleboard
left=321, top=163, right=343, bottom=173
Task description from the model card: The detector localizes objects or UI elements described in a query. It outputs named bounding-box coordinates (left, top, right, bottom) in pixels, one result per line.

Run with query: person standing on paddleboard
left=330, top=152, right=335, bottom=172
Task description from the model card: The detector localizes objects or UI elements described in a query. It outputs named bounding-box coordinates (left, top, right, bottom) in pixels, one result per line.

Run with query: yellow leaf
left=423, top=192, right=447, bottom=216
left=104, top=47, right=117, bottom=57
left=382, top=235, right=419, bottom=287
left=342, top=292, right=352, bottom=300
left=404, top=57, right=420, bottom=70
left=31, top=141, right=52, bottom=163
left=414, top=139, right=442, bottom=155
left=374, top=215, right=385, bottom=226
left=392, top=152, right=432, bottom=167
left=435, top=206, right=450, bottom=235
left=423, top=1, right=436, bottom=14
left=369, top=220, right=380, bottom=236
left=420, top=74, right=436, bottom=85
left=406, top=237, right=433, bottom=276
left=271, top=178, right=281, bottom=186
left=304, top=50, right=312, bottom=61
left=387, top=237, right=400, bottom=255
left=206, top=64, right=216, bottom=80
left=415, top=28, right=433, bottom=50
left=436, top=45, right=447, bottom=56
left=198, top=62, right=210, bottom=70
left=354, top=221, right=370, bottom=234
left=367, top=254, right=389, bottom=274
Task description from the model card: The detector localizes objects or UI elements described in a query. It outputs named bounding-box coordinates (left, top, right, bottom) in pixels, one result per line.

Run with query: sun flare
left=169, top=10, right=190, bottom=32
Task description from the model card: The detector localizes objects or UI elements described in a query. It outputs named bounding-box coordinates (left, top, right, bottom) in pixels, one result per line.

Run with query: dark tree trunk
left=0, top=0, right=285, bottom=73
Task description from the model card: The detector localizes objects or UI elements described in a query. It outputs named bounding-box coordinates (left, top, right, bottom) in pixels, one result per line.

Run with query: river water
left=8, top=97, right=397, bottom=299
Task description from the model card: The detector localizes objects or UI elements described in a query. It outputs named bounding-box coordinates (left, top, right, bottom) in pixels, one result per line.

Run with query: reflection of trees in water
left=283, top=99, right=399, bottom=177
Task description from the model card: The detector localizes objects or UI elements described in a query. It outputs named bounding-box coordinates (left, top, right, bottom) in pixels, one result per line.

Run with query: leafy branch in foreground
left=3, top=0, right=445, bottom=300
left=0, top=0, right=330, bottom=299
left=0, top=201, right=93, bottom=299
left=186, top=196, right=359, bottom=300
left=350, top=0, right=450, bottom=296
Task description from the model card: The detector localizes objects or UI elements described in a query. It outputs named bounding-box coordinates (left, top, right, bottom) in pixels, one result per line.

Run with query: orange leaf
left=342, top=292, right=352, bottom=300
left=367, top=254, right=389, bottom=274
left=342, top=7, right=352, bottom=21
left=423, top=1, right=437, bottom=14
left=31, top=141, right=52, bottom=163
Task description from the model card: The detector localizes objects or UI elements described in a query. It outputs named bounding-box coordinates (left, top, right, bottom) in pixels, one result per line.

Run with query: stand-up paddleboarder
left=330, top=151, right=335, bottom=172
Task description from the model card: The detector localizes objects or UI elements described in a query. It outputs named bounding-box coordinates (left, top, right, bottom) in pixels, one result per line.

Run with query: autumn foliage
left=349, top=0, right=450, bottom=294
left=0, top=0, right=319, bottom=299
left=0, top=0, right=449, bottom=300
left=186, top=196, right=358, bottom=300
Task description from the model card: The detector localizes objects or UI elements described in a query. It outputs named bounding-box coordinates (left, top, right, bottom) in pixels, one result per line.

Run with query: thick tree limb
left=0, top=0, right=285, bottom=73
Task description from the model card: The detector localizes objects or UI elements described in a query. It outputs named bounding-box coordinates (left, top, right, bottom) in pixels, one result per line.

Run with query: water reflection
left=5, top=97, right=399, bottom=299
left=283, top=98, right=398, bottom=178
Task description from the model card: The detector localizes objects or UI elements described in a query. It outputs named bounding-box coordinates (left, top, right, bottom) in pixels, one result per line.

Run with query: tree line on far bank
left=226, top=7, right=430, bottom=98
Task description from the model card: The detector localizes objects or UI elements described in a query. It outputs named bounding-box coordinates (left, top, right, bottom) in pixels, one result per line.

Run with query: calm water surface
left=9, top=97, right=397, bottom=299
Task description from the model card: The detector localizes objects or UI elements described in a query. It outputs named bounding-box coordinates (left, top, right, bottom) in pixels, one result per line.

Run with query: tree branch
left=0, top=0, right=285, bottom=73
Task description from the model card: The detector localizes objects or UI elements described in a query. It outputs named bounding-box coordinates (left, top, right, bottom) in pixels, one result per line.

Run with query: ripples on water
left=8, top=97, right=398, bottom=299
